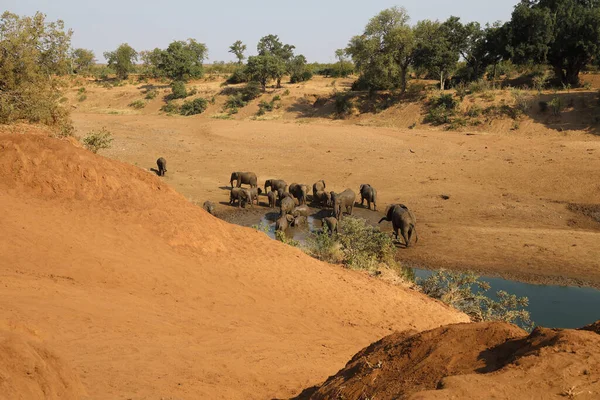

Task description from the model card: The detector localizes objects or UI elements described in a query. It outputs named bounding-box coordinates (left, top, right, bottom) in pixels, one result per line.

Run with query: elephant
left=280, top=196, right=296, bottom=217
left=265, top=179, right=288, bottom=193
left=331, top=189, right=356, bottom=220
left=312, top=180, right=326, bottom=197
left=292, top=215, right=308, bottom=227
left=291, top=205, right=310, bottom=218
left=276, top=214, right=294, bottom=232
left=202, top=201, right=216, bottom=215
left=230, top=187, right=251, bottom=208
left=378, top=204, right=419, bottom=247
left=322, top=217, right=338, bottom=234
left=313, top=190, right=331, bottom=208
left=277, top=188, right=294, bottom=201
left=267, top=190, right=277, bottom=208
left=246, top=187, right=263, bottom=206
left=230, top=171, right=258, bottom=188
left=359, top=184, right=377, bottom=211
left=156, top=157, right=167, bottom=176
left=289, top=183, right=308, bottom=205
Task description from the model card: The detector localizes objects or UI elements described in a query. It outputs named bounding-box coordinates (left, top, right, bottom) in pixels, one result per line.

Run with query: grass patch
left=128, top=99, right=146, bottom=109
left=145, top=89, right=158, bottom=100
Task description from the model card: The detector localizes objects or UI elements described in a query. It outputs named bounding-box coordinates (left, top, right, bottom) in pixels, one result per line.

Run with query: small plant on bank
left=180, top=98, right=208, bottom=116
left=283, top=89, right=290, bottom=96
left=532, top=72, right=548, bottom=94
left=424, top=93, right=459, bottom=126
left=511, top=89, right=530, bottom=116
left=78, top=94, right=87, bottom=102
left=304, top=226, right=344, bottom=264
left=549, top=96, right=563, bottom=116
left=334, top=92, right=352, bottom=117
left=276, top=231, right=300, bottom=247
left=145, top=89, right=158, bottom=100
left=170, top=81, right=187, bottom=99
left=128, top=99, right=146, bottom=109
left=161, top=101, right=180, bottom=114
left=82, top=127, right=113, bottom=154
left=419, top=269, right=534, bottom=331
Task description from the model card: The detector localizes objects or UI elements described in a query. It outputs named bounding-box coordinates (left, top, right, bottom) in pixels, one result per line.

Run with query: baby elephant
left=267, top=190, right=277, bottom=208
left=246, top=187, right=263, bottom=206
left=359, top=184, right=377, bottom=211
left=378, top=204, right=418, bottom=247
left=156, top=157, right=167, bottom=176
left=322, top=217, right=338, bottom=235
left=202, top=201, right=216, bottom=215
left=276, top=214, right=294, bottom=232
left=230, top=187, right=250, bottom=208
left=292, top=215, right=307, bottom=227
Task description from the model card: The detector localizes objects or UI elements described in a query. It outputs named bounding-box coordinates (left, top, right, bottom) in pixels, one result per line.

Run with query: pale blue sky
left=3, top=0, right=520, bottom=63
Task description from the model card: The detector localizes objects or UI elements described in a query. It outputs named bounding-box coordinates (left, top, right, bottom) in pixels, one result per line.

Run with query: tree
left=245, top=54, right=285, bottom=91
left=507, top=0, right=600, bottom=86
left=72, top=48, right=95, bottom=74
left=257, top=34, right=295, bottom=87
left=0, top=11, right=72, bottom=132
left=153, top=39, right=207, bottom=81
left=229, top=40, right=247, bottom=64
left=334, top=49, right=353, bottom=78
left=104, top=43, right=138, bottom=80
left=139, top=48, right=163, bottom=78
left=441, top=17, right=489, bottom=81
left=288, top=54, right=312, bottom=83
left=413, top=20, right=459, bottom=89
left=346, top=6, right=415, bottom=92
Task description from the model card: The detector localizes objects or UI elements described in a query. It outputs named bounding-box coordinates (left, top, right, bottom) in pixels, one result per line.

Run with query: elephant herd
left=226, top=171, right=419, bottom=247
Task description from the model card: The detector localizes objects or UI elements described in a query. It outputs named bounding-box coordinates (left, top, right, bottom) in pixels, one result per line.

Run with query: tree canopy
left=104, top=43, right=138, bottom=80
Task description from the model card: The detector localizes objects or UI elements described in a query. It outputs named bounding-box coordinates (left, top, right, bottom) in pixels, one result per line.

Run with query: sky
left=3, top=0, right=520, bottom=63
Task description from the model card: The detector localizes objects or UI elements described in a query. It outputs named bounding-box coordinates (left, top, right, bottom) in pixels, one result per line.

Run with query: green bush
left=276, top=231, right=300, bottom=247
left=242, top=82, right=262, bottom=101
left=170, top=81, right=187, bottom=99
left=145, top=89, right=158, bottom=100
left=225, top=94, right=247, bottom=110
left=128, top=99, right=146, bottom=109
left=161, top=101, right=179, bottom=114
left=469, top=79, right=490, bottom=93
left=188, top=87, right=198, bottom=96
left=226, top=69, right=248, bottom=84
left=180, top=97, right=208, bottom=116
left=336, top=217, right=396, bottom=271
left=304, top=226, right=344, bottom=264
left=78, top=87, right=86, bottom=94
left=419, top=269, right=534, bottom=331
left=511, top=89, right=530, bottom=116
left=77, top=94, right=87, bottom=102
left=466, top=105, right=482, bottom=117
left=272, top=95, right=281, bottom=101
left=82, top=127, right=113, bottom=153
left=283, top=89, right=290, bottom=96
left=549, top=96, right=562, bottom=116
left=455, top=82, right=468, bottom=100
left=532, top=73, right=548, bottom=94
left=257, top=100, right=274, bottom=115
left=334, top=93, right=352, bottom=116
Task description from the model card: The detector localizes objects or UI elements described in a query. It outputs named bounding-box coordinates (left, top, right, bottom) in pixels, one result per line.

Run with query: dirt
left=70, top=77, right=600, bottom=288
left=299, top=322, right=600, bottom=400
left=0, top=132, right=469, bottom=399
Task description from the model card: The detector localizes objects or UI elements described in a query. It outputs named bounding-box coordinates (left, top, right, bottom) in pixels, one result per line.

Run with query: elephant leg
left=373, top=201, right=377, bottom=212
left=401, top=227, right=410, bottom=247
left=367, top=199, right=371, bottom=210
left=361, top=197, right=365, bottom=207
left=349, top=204, right=354, bottom=215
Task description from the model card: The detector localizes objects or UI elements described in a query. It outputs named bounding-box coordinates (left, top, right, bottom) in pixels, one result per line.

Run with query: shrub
left=283, top=89, right=290, bottom=96
left=337, top=217, right=396, bottom=271
left=469, top=79, right=490, bottom=93
left=78, top=87, right=86, bottom=94
left=188, top=87, right=198, bottom=96
left=455, top=82, right=468, bottom=100
left=82, top=127, right=113, bottom=153
left=257, top=100, right=274, bottom=115
left=424, top=94, right=458, bottom=126
left=446, top=117, right=468, bottom=131
left=226, top=69, right=248, bottom=84
left=290, top=70, right=313, bottom=83
left=78, top=94, right=87, bottom=102
left=549, top=96, right=562, bottom=116
left=334, top=93, right=352, bottom=116
left=161, top=101, right=179, bottom=114
left=431, top=93, right=458, bottom=110
left=419, top=269, right=534, bottom=331
left=225, top=94, right=247, bottom=111
left=583, top=81, right=593, bottom=90
left=180, top=97, right=208, bottom=116
left=511, top=89, right=530, bottom=116
left=145, top=89, right=158, bottom=100
left=128, top=99, right=146, bottom=109
left=272, top=95, right=281, bottom=102
left=532, top=73, right=548, bottom=94
left=466, top=105, right=482, bottom=118
left=276, top=231, right=300, bottom=247
left=170, top=81, right=187, bottom=99
left=242, top=82, right=262, bottom=101
left=305, top=227, right=344, bottom=264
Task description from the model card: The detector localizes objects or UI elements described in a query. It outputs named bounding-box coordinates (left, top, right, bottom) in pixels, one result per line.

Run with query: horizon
left=3, top=1, right=519, bottom=63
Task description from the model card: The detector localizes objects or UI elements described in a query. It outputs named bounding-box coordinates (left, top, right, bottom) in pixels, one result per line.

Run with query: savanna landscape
left=1, top=1, right=600, bottom=399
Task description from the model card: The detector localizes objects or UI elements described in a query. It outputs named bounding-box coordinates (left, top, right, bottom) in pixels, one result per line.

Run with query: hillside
left=0, top=132, right=468, bottom=399
left=302, top=322, right=600, bottom=399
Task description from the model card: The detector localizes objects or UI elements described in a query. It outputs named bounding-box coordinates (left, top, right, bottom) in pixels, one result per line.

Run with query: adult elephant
left=331, top=189, right=356, bottom=220
left=291, top=205, right=310, bottom=218
left=312, top=180, right=326, bottom=197
left=230, top=171, right=258, bottom=188
left=265, top=179, right=288, bottom=193
left=280, top=196, right=296, bottom=217
left=378, top=204, right=418, bottom=247
left=313, top=190, right=331, bottom=208
left=289, top=183, right=308, bottom=205
left=359, top=184, right=377, bottom=211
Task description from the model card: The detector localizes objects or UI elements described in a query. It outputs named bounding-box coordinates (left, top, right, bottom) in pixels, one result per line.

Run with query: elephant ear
left=286, top=214, right=294, bottom=222
left=360, top=184, right=365, bottom=192
left=385, top=205, right=395, bottom=220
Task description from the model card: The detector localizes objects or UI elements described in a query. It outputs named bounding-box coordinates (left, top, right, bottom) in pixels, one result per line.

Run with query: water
left=415, top=269, right=600, bottom=329
left=226, top=208, right=600, bottom=330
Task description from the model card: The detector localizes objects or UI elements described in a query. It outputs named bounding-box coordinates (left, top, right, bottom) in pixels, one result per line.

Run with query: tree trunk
left=276, top=77, right=281, bottom=88
left=440, top=71, right=444, bottom=90
left=492, top=63, right=497, bottom=89
left=400, top=67, right=408, bottom=93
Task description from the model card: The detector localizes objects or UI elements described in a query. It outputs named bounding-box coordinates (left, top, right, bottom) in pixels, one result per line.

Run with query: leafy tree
left=229, top=40, right=247, bottom=64
left=245, top=54, right=285, bottom=91
left=413, top=20, right=458, bottom=89
left=257, top=34, right=295, bottom=87
left=0, top=11, right=73, bottom=132
left=441, top=17, right=489, bottom=81
left=346, top=6, right=415, bottom=92
left=154, top=39, right=207, bottom=81
left=139, top=48, right=164, bottom=78
left=71, top=48, right=95, bottom=74
left=104, top=43, right=138, bottom=80
left=507, top=0, right=600, bottom=86
left=288, top=54, right=312, bottom=83
left=334, top=49, right=353, bottom=78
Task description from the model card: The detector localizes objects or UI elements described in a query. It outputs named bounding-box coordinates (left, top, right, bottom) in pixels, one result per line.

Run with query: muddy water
left=218, top=201, right=600, bottom=329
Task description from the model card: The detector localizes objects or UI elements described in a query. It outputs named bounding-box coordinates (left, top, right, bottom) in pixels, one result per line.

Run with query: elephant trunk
left=378, top=217, right=387, bottom=224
